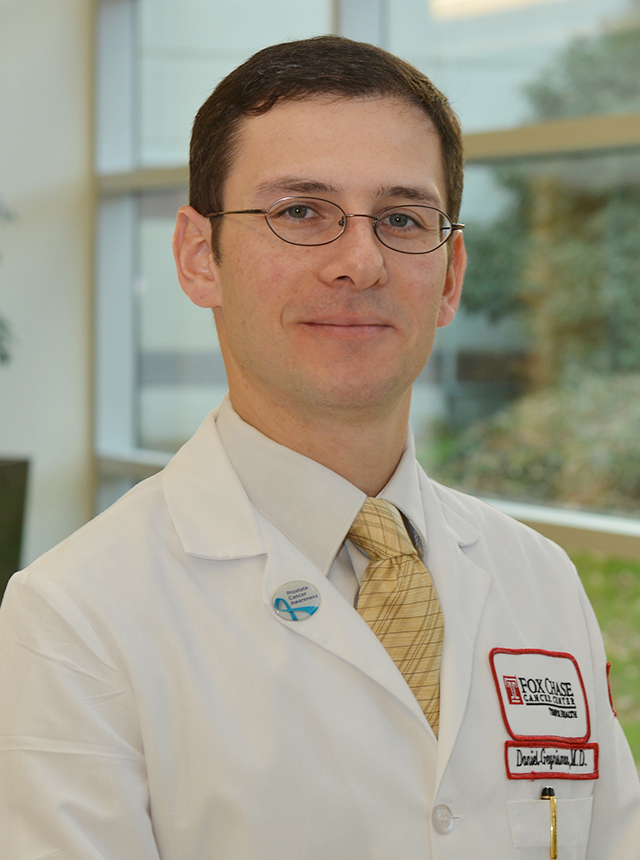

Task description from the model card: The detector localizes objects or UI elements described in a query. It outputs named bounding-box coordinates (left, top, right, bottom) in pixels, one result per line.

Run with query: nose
left=317, top=213, right=388, bottom=291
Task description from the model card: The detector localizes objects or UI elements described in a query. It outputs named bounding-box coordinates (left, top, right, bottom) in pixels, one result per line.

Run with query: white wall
left=0, top=0, right=94, bottom=565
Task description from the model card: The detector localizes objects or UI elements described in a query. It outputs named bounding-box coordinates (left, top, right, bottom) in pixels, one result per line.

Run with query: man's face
left=205, top=96, right=465, bottom=422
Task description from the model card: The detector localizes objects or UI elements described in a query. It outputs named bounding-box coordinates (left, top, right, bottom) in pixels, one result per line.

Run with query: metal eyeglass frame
left=205, top=196, right=465, bottom=255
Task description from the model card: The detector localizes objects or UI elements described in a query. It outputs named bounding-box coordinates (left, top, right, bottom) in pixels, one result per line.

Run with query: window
left=430, top=150, right=640, bottom=518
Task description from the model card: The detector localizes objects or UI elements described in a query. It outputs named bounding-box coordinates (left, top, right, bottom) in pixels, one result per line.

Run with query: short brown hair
left=190, top=35, right=464, bottom=252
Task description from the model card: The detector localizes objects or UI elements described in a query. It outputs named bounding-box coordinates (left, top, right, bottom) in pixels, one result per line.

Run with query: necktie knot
left=348, top=497, right=417, bottom=562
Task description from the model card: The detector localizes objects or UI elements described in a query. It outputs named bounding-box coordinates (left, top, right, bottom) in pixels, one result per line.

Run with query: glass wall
left=425, top=149, right=640, bottom=518
left=136, top=188, right=228, bottom=451
left=397, top=0, right=640, bottom=518
left=96, top=0, right=640, bottom=522
left=137, top=0, right=333, bottom=166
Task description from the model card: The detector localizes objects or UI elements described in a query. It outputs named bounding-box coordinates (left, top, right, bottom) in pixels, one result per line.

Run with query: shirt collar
left=216, top=395, right=427, bottom=574
left=379, top=431, right=428, bottom=556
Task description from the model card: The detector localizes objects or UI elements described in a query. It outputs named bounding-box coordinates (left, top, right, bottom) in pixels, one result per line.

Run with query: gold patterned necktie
left=348, top=497, right=444, bottom=736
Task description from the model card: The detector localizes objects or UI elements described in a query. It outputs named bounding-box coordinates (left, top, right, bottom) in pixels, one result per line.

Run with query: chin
left=299, top=374, right=412, bottom=415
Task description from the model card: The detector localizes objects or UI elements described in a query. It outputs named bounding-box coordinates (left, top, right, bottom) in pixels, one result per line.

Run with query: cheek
left=224, top=246, right=308, bottom=315
left=404, top=262, right=449, bottom=321
left=218, top=254, right=292, bottom=336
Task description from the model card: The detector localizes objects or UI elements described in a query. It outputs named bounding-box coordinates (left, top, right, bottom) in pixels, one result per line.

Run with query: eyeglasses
left=206, top=196, right=464, bottom=255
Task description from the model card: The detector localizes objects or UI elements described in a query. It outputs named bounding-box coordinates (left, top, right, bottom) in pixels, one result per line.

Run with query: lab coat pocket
left=507, top=796, right=593, bottom=860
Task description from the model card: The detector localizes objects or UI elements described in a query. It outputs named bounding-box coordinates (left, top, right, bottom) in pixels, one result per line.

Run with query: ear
left=437, top=230, right=466, bottom=328
left=172, top=205, right=222, bottom=308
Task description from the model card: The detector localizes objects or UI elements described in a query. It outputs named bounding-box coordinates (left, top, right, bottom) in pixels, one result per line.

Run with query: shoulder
left=420, top=476, right=598, bottom=654
left=7, top=410, right=264, bottom=615
left=8, top=470, right=174, bottom=601
left=423, top=472, right=576, bottom=573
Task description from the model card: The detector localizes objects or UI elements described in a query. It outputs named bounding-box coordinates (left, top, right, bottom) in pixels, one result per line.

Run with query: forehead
left=224, top=96, right=447, bottom=208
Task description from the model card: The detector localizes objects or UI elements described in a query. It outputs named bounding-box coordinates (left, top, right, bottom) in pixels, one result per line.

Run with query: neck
left=228, top=386, right=411, bottom=497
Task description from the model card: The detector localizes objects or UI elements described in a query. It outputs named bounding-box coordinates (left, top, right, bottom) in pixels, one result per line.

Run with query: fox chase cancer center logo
left=490, top=649, right=590, bottom=743
left=501, top=673, right=577, bottom=716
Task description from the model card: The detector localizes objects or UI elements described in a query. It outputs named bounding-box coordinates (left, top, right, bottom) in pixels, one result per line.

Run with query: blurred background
left=1, top=0, right=640, bottom=761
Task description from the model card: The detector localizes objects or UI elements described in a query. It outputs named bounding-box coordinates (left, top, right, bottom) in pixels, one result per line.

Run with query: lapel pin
left=272, top=581, right=321, bottom=621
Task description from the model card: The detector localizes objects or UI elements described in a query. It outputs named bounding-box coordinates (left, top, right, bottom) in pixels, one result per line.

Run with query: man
left=0, top=35, right=638, bottom=860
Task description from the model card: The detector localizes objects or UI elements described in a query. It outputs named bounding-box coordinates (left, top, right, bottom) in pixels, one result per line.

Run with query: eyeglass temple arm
left=206, top=209, right=266, bottom=219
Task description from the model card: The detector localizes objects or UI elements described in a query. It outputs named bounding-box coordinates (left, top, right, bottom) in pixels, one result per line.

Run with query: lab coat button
left=432, top=804, right=454, bottom=834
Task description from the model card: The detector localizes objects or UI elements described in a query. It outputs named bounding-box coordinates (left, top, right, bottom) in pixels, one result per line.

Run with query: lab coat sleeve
left=0, top=570, right=161, bottom=860
left=578, top=581, right=640, bottom=859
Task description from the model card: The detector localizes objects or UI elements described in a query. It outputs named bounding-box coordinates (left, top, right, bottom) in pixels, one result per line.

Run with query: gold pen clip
left=541, top=786, right=558, bottom=859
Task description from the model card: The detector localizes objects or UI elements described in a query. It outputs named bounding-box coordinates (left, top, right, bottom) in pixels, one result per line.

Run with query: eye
left=283, top=203, right=314, bottom=220
left=265, top=198, right=343, bottom=245
left=378, top=208, right=424, bottom=232
left=385, top=212, right=415, bottom=229
left=270, top=199, right=324, bottom=222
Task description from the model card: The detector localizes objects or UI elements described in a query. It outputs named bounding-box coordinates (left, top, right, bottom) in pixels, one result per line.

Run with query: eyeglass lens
left=265, top=197, right=452, bottom=253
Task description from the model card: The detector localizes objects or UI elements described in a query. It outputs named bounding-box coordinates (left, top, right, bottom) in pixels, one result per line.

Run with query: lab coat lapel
left=163, top=413, right=426, bottom=724
left=419, top=475, right=494, bottom=789
left=261, top=535, right=431, bottom=728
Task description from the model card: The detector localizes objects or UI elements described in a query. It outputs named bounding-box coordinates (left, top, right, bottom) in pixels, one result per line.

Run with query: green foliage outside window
left=433, top=375, right=640, bottom=513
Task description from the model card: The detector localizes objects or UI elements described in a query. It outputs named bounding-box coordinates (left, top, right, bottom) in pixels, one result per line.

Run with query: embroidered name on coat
left=505, top=741, right=599, bottom=780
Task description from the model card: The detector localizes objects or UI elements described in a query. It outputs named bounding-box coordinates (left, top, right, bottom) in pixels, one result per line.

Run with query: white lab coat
left=0, top=409, right=638, bottom=860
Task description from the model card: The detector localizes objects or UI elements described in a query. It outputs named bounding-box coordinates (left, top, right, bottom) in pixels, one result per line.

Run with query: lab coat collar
left=161, top=406, right=469, bottom=565
left=161, top=408, right=266, bottom=560
left=426, top=475, right=482, bottom=549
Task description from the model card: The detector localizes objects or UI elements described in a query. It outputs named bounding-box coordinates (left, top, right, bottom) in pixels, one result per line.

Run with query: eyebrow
left=252, top=177, right=443, bottom=208
left=373, top=184, right=443, bottom=207
left=253, top=177, right=341, bottom=198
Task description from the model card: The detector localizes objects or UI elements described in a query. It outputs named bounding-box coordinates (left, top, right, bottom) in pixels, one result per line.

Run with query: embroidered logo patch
left=490, top=648, right=590, bottom=744
left=505, top=741, right=599, bottom=780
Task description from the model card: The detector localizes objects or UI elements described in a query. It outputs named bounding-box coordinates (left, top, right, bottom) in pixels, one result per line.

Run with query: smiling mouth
left=300, top=321, right=390, bottom=336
